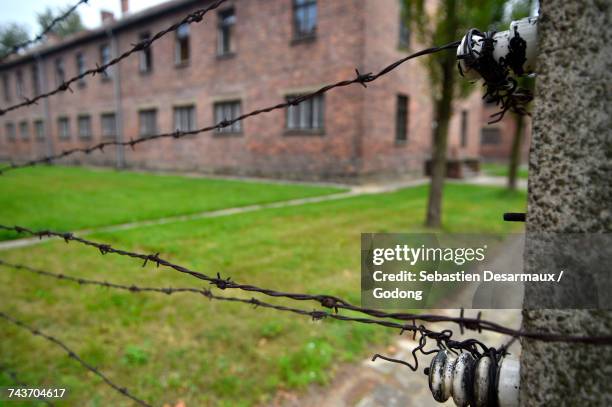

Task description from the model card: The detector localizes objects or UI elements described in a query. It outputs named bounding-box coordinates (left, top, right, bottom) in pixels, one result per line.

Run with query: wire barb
left=2, top=225, right=611, bottom=346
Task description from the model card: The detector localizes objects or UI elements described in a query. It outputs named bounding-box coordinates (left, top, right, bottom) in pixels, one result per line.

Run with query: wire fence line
left=0, top=0, right=228, bottom=118
left=0, top=259, right=510, bottom=402
left=0, top=0, right=90, bottom=62
left=0, top=311, right=152, bottom=407
left=0, top=40, right=460, bottom=175
left=2, top=224, right=611, bottom=346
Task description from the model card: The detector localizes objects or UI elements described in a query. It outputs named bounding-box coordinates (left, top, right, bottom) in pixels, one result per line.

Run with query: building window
left=5, top=122, right=16, bottom=142
left=214, top=101, right=242, bottom=133
left=286, top=94, right=324, bottom=131
left=398, top=1, right=410, bottom=49
left=101, top=113, right=117, bottom=138
left=395, top=94, right=409, bottom=142
left=173, top=105, right=196, bottom=132
left=58, top=117, right=70, bottom=139
left=139, top=32, right=153, bottom=73
left=30, top=64, right=40, bottom=95
left=34, top=120, right=45, bottom=142
left=99, top=44, right=111, bottom=80
left=78, top=115, right=92, bottom=139
left=175, top=24, right=190, bottom=65
left=460, top=110, right=468, bottom=147
left=19, top=121, right=29, bottom=140
left=76, top=52, right=86, bottom=87
left=2, top=74, right=10, bottom=102
left=217, top=8, right=235, bottom=56
left=139, top=109, right=158, bottom=136
left=293, top=0, right=317, bottom=39
left=16, top=70, right=24, bottom=98
left=481, top=127, right=501, bottom=145
left=55, top=58, right=65, bottom=86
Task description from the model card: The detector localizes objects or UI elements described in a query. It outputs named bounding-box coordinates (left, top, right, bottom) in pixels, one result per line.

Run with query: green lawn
left=0, top=180, right=526, bottom=406
left=0, top=166, right=343, bottom=241
left=481, top=163, right=528, bottom=179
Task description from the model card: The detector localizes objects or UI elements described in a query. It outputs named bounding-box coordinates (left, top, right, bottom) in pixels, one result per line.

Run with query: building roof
left=0, top=0, right=206, bottom=69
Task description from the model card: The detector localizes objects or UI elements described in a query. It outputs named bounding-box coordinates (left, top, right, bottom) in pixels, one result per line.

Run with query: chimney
left=121, top=0, right=129, bottom=15
left=101, top=10, right=115, bottom=25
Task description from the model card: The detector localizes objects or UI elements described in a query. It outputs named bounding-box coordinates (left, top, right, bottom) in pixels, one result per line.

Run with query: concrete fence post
left=520, top=1, right=611, bottom=406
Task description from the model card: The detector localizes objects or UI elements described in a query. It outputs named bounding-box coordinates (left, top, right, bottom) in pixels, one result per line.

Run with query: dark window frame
left=77, top=114, right=92, bottom=140
left=15, top=69, right=24, bottom=98
left=19, top=120, right=30, bottom=140
left=101, top=112, right=117, bottom=139
left=138, top=32, right=153, bottom=74
left=173, top=105, right=197, bottom=132
left=460, top=110, right=468, bottom=147
left=34, top=119, right=45, bottom=142
left=292, top=0, right=317, bottom=41
left=30, top=64, right=41, bottom=96
left=76, top=52, right=86, bottom=87
left=99, top=43, right=112, bottom=81
left=57, top=117, right=71, bottom=140
left=2, top=74, right=10, bottom=102
left=55, top=58, right=65, bottom=87
left=395, top=94, right=409, bottom=143
left=217, top=8, right=236, bottom=57
left=481, top=127, right=501, bottom=145
left=285, top=93, right=325, bottom=135
left=138, top=108, right=158, bottom=136
left=398, top=1, right=411, bottom=49
left=5, top=122, right=16, bottom=142
left=175, top=24, right=191, bottom=66
left=214, top=100, right=242, bottom=135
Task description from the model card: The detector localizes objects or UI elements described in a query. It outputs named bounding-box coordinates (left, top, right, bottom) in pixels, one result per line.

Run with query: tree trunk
left=520, top=1, right=612, bottom=405
left=507, top=113, right=524, bottom=190
left=425, top=0, right=457, bottom=228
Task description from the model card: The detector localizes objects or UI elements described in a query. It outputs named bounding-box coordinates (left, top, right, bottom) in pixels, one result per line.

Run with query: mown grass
left=481, top=163, right=528, bottom=180
left=0, top=183, right=526, bottom=406
left=0, top=166, right=343, bottom=241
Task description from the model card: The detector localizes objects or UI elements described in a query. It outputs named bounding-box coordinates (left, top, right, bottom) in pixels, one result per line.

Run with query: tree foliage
left=37, top=6, right=85, bottom=39
left=401, top=0, right=507, bottom=102
left=0, top=23, right=30, bottom=56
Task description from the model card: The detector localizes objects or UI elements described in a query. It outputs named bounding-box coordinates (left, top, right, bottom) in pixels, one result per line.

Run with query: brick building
left=0, top=0, right=486, bottom=181
left=480, top=101, right=531, bottom=163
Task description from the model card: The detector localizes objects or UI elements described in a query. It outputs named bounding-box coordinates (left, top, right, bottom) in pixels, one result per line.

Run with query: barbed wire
left=0, top=39, right=460, bottom=175
left=0, top=364, right=55, bottom=406
left=0, top=258, right=503, bottom=377
left=0, top=311, right=152, bottom=407
left=0, top=0, right=90, bottom=62
left=0, top=0, right=228, bottom=118
left=2, top=224, right=611, bottom=346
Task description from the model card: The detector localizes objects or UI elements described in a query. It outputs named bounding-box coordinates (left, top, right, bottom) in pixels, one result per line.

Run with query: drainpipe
left=109, top=28, right=125, bottom=168
left=35, top=52, right=54, bottom=158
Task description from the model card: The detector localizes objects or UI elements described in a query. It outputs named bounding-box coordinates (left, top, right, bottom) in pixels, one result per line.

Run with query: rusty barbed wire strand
left=0, top=364, right=55, bottom=406
left=0, top=0, right=228, bottom=118
left=0, top=258, right=500, bottom=375
left=0, top=311, right=152, bottom=407
left=0, top=39, right=460, bottom=175
left=2, top=224, right=611, bottom=346
left=0, top=0, right=90, bottom=62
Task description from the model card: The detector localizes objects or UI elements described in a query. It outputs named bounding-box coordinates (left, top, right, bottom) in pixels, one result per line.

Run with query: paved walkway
left=0, top=175, right=523, bottom=252
left=272, top=235, right=525, bottom=407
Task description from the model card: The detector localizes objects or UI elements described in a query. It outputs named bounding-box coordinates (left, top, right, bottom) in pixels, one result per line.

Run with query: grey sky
left=1, top=0, right=168, bottom=35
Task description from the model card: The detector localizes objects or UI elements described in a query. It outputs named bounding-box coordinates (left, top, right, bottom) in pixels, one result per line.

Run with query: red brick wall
left=479, top=103, right=531, bottom=162
left=0, top=0, right=495, bottom=181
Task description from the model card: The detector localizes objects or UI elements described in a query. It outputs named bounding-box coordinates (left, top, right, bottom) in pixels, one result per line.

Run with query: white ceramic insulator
left=457, top=16, right=538, bottom=81
left=427, top=350, right=520, bottom=407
